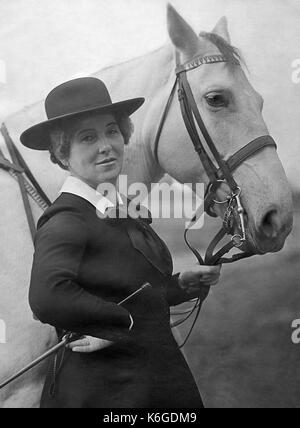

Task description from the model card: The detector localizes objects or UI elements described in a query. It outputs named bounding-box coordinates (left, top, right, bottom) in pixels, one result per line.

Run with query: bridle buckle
left=231, top=234, right=245, bottom=248
left=178, top=88, right=184, bottom=102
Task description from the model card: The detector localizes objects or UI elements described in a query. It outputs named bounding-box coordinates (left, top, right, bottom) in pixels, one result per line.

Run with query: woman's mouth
left=96, top=157, right=117, bottom=166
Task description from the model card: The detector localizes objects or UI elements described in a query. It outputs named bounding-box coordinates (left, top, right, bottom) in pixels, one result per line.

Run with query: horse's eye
left=205, top=93, right=228, bottom=108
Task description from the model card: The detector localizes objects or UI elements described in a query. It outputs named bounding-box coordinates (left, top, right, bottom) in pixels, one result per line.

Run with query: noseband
left=153, top=52, right=277, bottom=267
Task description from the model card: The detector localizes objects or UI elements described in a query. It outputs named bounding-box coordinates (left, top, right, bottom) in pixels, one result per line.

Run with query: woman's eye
left=205, top=93, right=228, bottom=108
left=81, top=135, right=95, bottom=143
left=108, top=128, right=119, bottom=136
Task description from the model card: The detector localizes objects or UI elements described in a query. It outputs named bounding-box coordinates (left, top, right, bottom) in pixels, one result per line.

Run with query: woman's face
left=67, top=113, right=125, bottom=189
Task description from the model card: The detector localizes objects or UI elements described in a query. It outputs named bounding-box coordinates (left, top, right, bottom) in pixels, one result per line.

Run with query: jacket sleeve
left=29, top=211, right=133, bottom=342
left=164, top=273, right=194, bottom=306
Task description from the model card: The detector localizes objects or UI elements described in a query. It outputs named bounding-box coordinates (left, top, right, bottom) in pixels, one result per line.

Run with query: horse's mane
left=98, top=32, right=243, bottom=77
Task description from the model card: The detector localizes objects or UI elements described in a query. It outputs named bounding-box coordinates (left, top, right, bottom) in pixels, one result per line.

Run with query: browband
left=176, top=54, right=240, bottom=74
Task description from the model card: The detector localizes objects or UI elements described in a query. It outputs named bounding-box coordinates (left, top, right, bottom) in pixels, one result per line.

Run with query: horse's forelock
left=200, top=32, right=244, bottom=67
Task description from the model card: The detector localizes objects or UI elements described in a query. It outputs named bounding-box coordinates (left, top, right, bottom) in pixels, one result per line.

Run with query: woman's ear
left=56, top=153, right=69, bottom=170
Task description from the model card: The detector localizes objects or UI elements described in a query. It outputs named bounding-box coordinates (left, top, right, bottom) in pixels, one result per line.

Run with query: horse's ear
left=212, top=16, right=231, bottom=43
left=167, top=3, right=199, bottom=55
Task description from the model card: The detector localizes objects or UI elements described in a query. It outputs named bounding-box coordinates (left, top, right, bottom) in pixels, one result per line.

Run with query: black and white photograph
left=0, top=0, right=299, bottom=411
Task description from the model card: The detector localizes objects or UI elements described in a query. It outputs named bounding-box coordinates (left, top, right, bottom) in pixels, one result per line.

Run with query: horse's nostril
left=260, top=209, right=281, bottom=239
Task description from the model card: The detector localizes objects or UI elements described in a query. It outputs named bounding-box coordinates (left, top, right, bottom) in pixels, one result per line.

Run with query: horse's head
left=155, top=4, right=293, bottom=255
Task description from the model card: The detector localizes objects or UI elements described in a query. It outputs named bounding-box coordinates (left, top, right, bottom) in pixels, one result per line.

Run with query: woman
left=20, top=77, right=221, bottom=408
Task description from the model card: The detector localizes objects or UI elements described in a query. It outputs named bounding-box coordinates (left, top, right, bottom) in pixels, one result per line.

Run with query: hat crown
left=45, top=77, right=113, bottom=119
left=20, top=76, right=144, bottom=150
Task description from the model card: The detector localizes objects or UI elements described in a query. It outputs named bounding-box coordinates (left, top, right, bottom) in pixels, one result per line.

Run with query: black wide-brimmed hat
left=20, top=77, right=145, bottom=150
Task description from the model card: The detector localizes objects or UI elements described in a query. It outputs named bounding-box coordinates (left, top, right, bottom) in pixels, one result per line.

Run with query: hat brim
left=20, top=97, right=145, bottom=150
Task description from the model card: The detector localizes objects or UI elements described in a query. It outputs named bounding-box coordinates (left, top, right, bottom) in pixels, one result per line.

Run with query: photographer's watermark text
left=0, top=319, right=6, bottom=344
left=291, top=59, right=300, bottom=84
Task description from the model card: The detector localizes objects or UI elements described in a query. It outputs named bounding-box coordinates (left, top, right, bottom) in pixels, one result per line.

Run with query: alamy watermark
left=291, top=59, right=300, bottom=84
left=95, top=176, right=205, bottom=230
left=0, top=319, right=6, bottom=344
left=291, top=319, right=300, bottom=344
left=0, top=59, right=6, bottom=84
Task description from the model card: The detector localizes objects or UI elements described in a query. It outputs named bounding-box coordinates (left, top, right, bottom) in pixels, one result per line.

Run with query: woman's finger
left=188, top=276, right=220, bottom=290
left=192, top=273, right=220, bottom=284
left=69, top=337, right=114, bottom=353
left=180, top=266, right=221, bottom=284
left=71, top=345, right=92, bottom=353
left=207, top=278, right=220, bottom=286
left=198, top=266, right=221, bottom=277
left=67, top=337, right=90, bottom=349
left=194, top=265, right=221, bottom=275
left=203, top=273, right=220, bottom=281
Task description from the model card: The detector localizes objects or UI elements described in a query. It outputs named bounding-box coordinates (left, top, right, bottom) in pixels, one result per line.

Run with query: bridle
left=153, top=52, right=277, bottom=346
left=153, top=52, right=277, bottom=267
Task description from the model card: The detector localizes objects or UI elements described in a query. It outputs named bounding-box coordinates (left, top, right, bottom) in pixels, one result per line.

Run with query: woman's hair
left=49, top=112, right=134, bottom=170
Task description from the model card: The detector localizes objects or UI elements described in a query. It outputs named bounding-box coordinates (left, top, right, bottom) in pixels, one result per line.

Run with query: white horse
left=0, top=4, right=293, bottom=408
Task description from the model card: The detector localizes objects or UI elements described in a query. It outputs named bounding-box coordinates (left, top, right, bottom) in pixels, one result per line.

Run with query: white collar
left=59, top=175, right=124, bottom=214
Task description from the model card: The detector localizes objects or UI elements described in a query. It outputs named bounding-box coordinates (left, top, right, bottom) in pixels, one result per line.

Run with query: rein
left=152, top=52, right=277, bottom=343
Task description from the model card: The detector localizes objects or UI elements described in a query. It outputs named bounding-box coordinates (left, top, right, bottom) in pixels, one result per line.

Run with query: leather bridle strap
left=0, top=123, right=51, bottom=241
left=2, top=126, right=36, bottom=240
left=224, top=135, right=277, bottom=174
left=0, top=153, right=24, bottom=173
left=153, top=80, right=177, bottom=165
left=204, top=135, right=277, bottom=216
left=153, top=79, right=218, bottom=183
left=178, top=71, right=240, bottom=193
left=204, top=228, right=253, bottom=265
left=178, top=81, right=218, bottom=183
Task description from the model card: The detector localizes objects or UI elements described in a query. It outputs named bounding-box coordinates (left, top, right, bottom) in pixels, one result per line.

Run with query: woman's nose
left=98, top=139, right=112, bottom=155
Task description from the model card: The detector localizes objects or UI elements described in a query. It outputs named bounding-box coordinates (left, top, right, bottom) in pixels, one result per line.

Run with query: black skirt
left=40, top=287, right=203, bottom=408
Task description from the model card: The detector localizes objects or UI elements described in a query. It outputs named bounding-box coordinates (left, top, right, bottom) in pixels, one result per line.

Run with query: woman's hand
left=178, top=264, right=222, bottom=296
left=66, top=335, right=114, bottom=353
